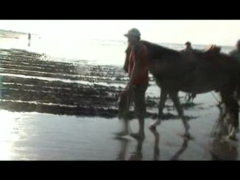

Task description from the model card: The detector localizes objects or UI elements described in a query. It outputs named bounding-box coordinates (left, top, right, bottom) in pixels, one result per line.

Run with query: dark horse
left=122, top=40, right=240, bottom=140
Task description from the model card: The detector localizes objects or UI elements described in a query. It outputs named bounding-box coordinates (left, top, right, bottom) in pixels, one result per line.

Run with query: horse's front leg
left=169, top=91, right=191, bottom=138
left=226, top=97, right=239, bottom=140
left=212, top=103, right=228, bottom=137
left=149, top=89, right=168, bottom=130
left=219, top=90, right=239, bottom=140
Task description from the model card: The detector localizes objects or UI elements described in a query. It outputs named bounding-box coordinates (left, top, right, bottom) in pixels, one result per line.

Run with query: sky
left=0, top=20, right=239, bottom=45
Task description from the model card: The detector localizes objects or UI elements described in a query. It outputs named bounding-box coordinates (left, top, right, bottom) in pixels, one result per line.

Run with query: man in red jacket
left=116, top=28, right=149, bottom=140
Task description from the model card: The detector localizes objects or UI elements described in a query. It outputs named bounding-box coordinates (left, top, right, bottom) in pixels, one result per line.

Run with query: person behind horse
left=229, top=40, right=240, bottom=99
left=116, top=28, right=149, bottom=140
left=185, top=41, right=193, bottom=53
left=229, top=40, right=240, bottom=63
left=181, top=41, right=196, bottom=63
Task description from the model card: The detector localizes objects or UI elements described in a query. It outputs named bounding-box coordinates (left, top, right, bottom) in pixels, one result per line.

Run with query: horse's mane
left=141, top=40, right=181, bottom=61
left=124, top=40, right=182, bottom=64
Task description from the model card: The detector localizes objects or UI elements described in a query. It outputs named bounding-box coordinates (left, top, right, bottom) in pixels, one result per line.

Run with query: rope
left=211, top=92, right=220, bottom=104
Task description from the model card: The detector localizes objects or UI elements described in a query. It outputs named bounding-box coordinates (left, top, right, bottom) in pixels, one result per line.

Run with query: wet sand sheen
left=1, top=101, right=239, bottom=161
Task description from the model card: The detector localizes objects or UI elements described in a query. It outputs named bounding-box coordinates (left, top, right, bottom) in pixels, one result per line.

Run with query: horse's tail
left=224, top=54, right=240, bottom=100
left=235, top=72, right=240, bottom=100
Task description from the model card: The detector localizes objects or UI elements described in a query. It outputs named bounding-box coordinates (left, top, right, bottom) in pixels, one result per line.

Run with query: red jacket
left=128, top=42, right=149, bottom=85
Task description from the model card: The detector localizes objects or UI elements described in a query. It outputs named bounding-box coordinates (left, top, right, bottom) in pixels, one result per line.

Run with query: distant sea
left=0, top=36, right=235, bottom=67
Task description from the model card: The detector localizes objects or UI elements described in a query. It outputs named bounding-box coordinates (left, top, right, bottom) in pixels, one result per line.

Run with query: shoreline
left=0, top=48, right=198, bottom=120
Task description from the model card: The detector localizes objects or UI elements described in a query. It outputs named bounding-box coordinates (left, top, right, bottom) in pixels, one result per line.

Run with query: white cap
left=124, top=28, right=141, bottom=37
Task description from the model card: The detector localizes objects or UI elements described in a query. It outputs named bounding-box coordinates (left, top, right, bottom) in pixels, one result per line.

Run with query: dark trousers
left=118, top=83, right=148, bottom=119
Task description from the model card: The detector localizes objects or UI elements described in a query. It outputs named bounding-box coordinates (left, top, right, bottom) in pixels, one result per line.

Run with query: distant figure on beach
left=229, top=40, right=240, bottom=63
left=28, top=33, right=31, bottom=47
left=116, top=28, right=149, bottom=140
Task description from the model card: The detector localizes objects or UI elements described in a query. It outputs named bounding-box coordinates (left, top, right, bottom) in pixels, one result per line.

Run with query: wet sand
left=1, top=100, right=239, bottom=160
left=0, top=48, right=239, bottom=160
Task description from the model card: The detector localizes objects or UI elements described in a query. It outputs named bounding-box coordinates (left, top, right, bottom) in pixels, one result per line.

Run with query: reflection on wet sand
left=116, top=138, right=144, bottom=161
left=116, top=138, right=130, bottom=160
left=116, top=129, right=190, bottom=161
left=209, top=137, right=238, bottom=160
left=170, top=138, right=189, bottom=161
left=115, top=133, right=158, bottom=161
left=128, top=139, right=143, bottom=161
left=115, top=129, right=160, bottom=161
left=0, top=106, right=239, bottom=160
left=151, top=129, right=160, bottom=161
left=115, top=132, right=239, bottom=161
left=116, top=125, right=239, bottom=161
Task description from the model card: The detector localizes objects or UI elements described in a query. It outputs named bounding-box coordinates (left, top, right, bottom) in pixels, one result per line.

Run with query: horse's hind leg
left=233, top=100, right=239, bottom=132
left=213, top=103, right=228, bottom=137
left=169, top=91, right=190, bottom=137
left=227, top=98, right=239, bottom=139
left=220, top=91, right=239, bottom=140
left=149, top=89, right=168, bottom=130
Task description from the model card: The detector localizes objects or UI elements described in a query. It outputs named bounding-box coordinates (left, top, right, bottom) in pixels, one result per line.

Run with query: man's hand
left=124, top=46, right=131, bottom=73
left=125, top=82, right=134, bottom=92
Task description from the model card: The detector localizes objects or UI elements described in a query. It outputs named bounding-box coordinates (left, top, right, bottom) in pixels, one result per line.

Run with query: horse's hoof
left=226, top=135, right=238, bottom=141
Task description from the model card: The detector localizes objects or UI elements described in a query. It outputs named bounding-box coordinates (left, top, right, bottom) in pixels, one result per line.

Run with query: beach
left=0, top=37, right=239, bottom=160
left=0, top=102, right=237, bottom=160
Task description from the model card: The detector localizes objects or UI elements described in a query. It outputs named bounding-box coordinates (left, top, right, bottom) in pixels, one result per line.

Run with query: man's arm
left=128, top=44, right=148, bottom=89
left=123, top=46, right=131, bottom=73
left=128, top=60, right=141, bottom=88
